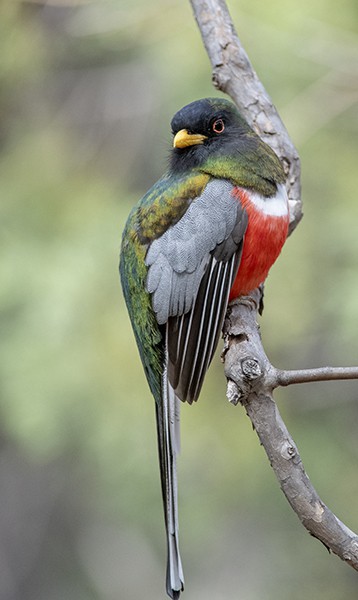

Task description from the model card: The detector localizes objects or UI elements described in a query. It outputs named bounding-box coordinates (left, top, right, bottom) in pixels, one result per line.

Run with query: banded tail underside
left=157, top=331, right=184, bottom=598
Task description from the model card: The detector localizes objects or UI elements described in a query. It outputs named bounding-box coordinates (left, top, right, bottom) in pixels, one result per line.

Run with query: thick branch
left=190, top=0, right=302, bottom=232
left=223, top=293, right=358, bottom=571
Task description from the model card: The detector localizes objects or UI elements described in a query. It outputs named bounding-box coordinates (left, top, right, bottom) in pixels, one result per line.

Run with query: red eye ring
left=212, top=118, right=225, bottom=134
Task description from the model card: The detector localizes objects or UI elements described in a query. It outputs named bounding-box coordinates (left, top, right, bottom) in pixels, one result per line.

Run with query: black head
left=169, top=97, right=255, bottom=173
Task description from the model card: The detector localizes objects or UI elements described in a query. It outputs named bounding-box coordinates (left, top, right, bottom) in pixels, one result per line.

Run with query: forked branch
left=223, top=294, right=358, bottom=571
left=190, top=0, right=358, bottom=573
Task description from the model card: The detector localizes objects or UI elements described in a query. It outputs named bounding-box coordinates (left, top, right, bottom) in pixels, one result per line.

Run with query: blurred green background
left=1, top=0, right=358, bottom=598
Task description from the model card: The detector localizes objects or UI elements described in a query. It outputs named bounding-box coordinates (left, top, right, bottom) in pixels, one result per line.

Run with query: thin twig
left=273, top=366, right=358, bottom=388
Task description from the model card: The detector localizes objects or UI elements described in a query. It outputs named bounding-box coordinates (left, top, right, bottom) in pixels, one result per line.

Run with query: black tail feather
left=155, top=335, right=184, bottom=598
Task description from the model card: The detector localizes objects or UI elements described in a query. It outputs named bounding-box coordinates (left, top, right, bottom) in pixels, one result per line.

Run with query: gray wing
left=145, top=178, right=248, bottom=404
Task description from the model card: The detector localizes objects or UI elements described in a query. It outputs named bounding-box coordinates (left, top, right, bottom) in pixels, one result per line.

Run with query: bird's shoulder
left=132, top=171, right=211, bottom=244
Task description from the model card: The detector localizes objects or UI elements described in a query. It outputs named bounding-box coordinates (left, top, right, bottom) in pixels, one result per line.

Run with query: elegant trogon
left=120, top=98, right=289, bottom=598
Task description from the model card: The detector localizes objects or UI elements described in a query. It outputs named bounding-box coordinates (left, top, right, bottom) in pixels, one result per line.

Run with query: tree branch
left=190, top=0, right=358, bottom=574
left=223, top=293, right=358, bottom=571
left=273, top=366, right=358, bottom=388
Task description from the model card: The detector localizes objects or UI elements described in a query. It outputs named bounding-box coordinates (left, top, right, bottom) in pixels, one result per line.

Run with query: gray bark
left=190, top=0, right=358, bottom=572
left=223, top=293, right=358, bottom=571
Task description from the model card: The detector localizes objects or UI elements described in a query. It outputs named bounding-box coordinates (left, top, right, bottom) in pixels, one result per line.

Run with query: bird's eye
left=212, top=119, right=225, bottom=134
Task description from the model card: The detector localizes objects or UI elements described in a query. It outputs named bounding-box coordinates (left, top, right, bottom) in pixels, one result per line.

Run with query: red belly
left=229, top=188, right=289, bottom=301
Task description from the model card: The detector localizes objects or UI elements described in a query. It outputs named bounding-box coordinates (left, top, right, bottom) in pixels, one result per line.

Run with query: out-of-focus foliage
left=0, top=0, right=357, bottom=598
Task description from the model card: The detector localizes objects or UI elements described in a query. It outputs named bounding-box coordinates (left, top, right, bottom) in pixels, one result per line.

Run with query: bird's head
left=170, top=98, right=256, bottom=172
left=169, top=97, right=285, bottom=194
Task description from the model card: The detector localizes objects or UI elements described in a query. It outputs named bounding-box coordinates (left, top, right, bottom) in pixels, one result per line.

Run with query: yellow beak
left=173, top=129, right=207, bottom=149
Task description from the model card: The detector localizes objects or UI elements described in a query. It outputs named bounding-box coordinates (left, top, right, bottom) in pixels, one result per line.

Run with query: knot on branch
left=223, top=290, right=269, bottom=404
left=280, top=439, right=297, bottom=461
left=226, top=356, right=264, bottom=405
left=241, top=357, right=262, bottom=380
left=343, top=541, right=358, bottom=566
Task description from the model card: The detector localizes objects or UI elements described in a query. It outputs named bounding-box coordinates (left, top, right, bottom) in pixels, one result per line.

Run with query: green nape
left=201, top=137, right=286, bottom=196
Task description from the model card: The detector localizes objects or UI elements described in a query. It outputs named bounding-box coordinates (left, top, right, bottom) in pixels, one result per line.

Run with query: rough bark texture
left=190, top=0, right=358, bottom=573
left=223, top=294, right=358, bottom=571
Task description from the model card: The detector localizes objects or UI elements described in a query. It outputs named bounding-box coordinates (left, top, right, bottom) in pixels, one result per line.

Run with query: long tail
left=155, top=335, right=184, bottom=599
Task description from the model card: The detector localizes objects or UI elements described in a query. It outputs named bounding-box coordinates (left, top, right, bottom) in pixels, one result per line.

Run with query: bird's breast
left=229, top=185, right=289, bottom=300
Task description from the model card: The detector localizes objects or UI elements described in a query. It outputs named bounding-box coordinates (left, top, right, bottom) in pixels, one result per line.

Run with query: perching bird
left=120, top=97, right=289, bottom=598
